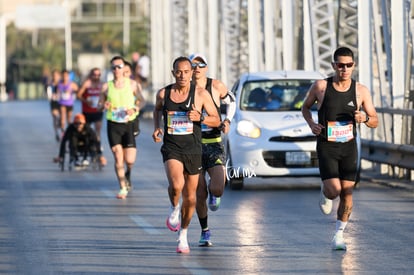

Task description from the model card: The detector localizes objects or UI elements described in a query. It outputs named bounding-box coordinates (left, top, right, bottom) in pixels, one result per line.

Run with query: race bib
left=327, top=121, right=354, bottom=142
left=167, top=111, right=193, bottom=135
left=88, top=96, right=100, bottom=108
left=110, top=107, right=129, bottom=123
left=61, top=91, right=72, bottom=100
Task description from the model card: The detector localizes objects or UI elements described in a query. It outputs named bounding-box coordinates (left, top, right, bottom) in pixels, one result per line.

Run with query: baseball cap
left=188, top=53, right=208, bottom=65
left=74, top=113, right=86, bottom=124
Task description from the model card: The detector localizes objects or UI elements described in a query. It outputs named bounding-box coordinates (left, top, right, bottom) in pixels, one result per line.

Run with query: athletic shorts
left=161, top=146, right=202, bottom=175
left=60, top=105, right=73, bottom=112
left=50, top=101, right=60, bottom=111
left=107, top=120, right=136, bottom=148
left=317, top=138, right=357, bottom=181
left=202, top=142, right=225, bottom=170
left=84, top=112, right=103, bottom=123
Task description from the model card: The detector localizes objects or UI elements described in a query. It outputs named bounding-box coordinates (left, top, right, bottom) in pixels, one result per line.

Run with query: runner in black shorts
left=152, top=56, right=220, bottom=254
left=98, top=55, right=141, bottom=200
left=302, top=47, right=378, bottom=251
left=188, top=53, right=236, bottom=247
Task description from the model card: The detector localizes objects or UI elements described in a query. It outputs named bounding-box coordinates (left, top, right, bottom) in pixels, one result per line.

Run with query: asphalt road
left=0, top=100, right=413, bottom=275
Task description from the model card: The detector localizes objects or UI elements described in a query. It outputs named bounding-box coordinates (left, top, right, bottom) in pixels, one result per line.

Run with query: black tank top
left=162, top=83, right=202, bottom=154
left=202, top=78, right=222, bottom=139
left=318, top=77, right=357, bottom=142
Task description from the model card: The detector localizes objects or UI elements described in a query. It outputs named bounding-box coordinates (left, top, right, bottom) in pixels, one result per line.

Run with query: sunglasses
left=111, top=64, right=124, bottom=70
left=74, top=122, right=84, bottom=126
left=93, top=73, right=101, bottom=77
left=192, top=62, right=207, bottom=69
left=335, top=62, right=354, bottom=69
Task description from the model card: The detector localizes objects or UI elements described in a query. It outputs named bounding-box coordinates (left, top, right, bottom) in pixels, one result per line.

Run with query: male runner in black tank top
left=152, top=56, right=221, bottom=254
left=189, top=53, right=236, bottom=247
left=302, top=47, right=378, bottom=250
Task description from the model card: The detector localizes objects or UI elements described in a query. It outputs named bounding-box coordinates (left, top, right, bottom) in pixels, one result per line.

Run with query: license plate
left=285, top=151, right=311, bottom=165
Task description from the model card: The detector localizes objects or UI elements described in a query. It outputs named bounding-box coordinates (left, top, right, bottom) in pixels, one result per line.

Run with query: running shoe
left=331, top=231, right=347, bottom=250
left=208, top=193, right=221, bottom=211
left=199, top=229, right=213, bottom=247
left=176, top=235, right=190, bottom=253
left=125, top=170, right=132, bottom=191
left=116, top=188, right=128, bottom=199
left=319, top=183, right=332, bottom=215
left=166, top=206, right=181, bottom=232
left=82, top=159, right=90, bottom=166
left=75, top=160, right=83, bottom=167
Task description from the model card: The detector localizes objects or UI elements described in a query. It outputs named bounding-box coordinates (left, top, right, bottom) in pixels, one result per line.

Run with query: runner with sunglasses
left=98, top=56, right=141, bottom=199
left=188, top=53, right=236, bottom=247
left=301, top=47, right=378, bottom=250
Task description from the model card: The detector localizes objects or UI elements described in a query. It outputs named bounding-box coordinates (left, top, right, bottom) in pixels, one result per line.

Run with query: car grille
left=269, top=136, right=317, bottom=142
left=262, top=151, right=319, bottom=168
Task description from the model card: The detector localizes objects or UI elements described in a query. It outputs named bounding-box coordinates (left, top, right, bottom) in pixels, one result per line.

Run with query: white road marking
left=181, top=261, right=211, bottom=275
left=129, top=215, right=161, bottom=235
left=100, top=188, right=114, bottom=199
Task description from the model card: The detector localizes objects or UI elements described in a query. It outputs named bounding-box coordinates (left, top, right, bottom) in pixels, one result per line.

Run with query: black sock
left=199, top=216, right=208, bottom=230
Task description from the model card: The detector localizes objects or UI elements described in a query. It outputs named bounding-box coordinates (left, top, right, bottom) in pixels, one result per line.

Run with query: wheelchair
left=58, top=141, right=104, bottom=172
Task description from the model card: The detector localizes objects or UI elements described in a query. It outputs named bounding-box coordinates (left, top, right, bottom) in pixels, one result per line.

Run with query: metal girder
left=307, top=0, right=337, bottom=73
left=221, top=0, right=244, bottom=87
left=337, top=0, right=358, bottom=51
left=337, top=0, right=358, bottom=71
left=170, top=0, right=188, bottom=58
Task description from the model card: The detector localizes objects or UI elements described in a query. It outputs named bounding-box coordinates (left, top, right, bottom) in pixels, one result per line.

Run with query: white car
left=225, top=70, right=326, bottom=190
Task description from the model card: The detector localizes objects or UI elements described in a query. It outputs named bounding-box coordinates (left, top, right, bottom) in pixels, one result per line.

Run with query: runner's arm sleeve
left=221, top=91, right=236, bottom=122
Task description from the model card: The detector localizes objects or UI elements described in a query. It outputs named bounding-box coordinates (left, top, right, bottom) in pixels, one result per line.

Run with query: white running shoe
left=332, top=231, right=347, bottom=250
left=319, top=184, right=333, bottom=215
left=176, top=233, right=190, bottom=253
left=82, top=159, right=90, bottom=166
left=166, top=205, right=181, bottom=232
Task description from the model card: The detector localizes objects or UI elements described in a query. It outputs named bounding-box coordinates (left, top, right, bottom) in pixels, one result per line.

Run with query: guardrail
left=361, top=139, right=414, bottom=170
left=360, top=107, right=413, bottom=179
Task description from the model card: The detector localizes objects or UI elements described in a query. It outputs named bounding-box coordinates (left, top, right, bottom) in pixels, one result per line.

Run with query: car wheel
left=226, top=142, right=244, bottom=190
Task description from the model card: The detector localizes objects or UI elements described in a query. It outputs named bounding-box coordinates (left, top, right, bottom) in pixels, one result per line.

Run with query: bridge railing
left=361, top=107, right=414, bottom=180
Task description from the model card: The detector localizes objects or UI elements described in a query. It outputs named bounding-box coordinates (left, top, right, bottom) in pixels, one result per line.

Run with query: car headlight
left=236, top=120, right=261, bottom=138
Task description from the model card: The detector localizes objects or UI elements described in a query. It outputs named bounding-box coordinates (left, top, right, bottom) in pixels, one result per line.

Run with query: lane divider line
left=181, top=262, right=211, bottom=275
left=130, top=215, right=161, bottom=235
left=100, top=188, right=114, bottom=199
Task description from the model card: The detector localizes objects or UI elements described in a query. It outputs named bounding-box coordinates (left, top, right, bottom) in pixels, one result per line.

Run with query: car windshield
left=240, top=79, right=317, bottom=111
